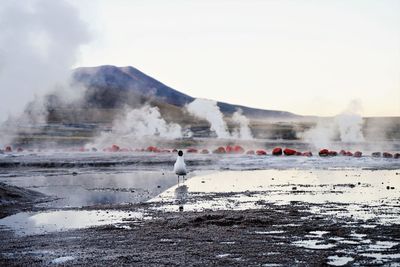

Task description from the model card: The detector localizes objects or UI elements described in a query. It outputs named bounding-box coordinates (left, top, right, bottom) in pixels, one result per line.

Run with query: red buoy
left=246, top=150, right=255, bottom=155
left=5, top=146, right=12, bottom=153
left=319, top=149, right=329, bottom=157
left=213, top=147, right=226, bottom=154
left=272, top=147, right=282, bottom=156
left=383, top=152, right=393, bottom=158
left=187, top=148, right=198, bottom=153
left=354, top=151, right=362, bottom=157
left=283, top=148, right=296, bottom=156
left=146, top=146, right=161, bottom=152
left=200, top=149, right=209, bottom=154
left=233, top=145, right=245, bottom=154
left=111, top=144, right=120, bottom=152
left=256, top=150, right=267, bottom=155
left=225, top=145, right=233, bottom=153
left=328, top=151, right=338, bottom=156
left=302, top=151, right=313, bottom=157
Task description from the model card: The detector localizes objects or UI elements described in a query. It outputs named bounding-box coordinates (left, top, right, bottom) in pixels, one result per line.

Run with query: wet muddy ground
left=0, top=203, right=399, bottom=266
left=0, top=153, right=399, bottom=266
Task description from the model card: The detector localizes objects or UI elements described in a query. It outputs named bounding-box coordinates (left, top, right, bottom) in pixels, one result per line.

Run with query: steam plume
left=88, top=105, right=184, bottom=148
left=301, top=99, right=365, bottom=148
left=0, top=0, right=90, bottom=145
left=186, top=98, right=231, bottom=139
left=334, top=99, right=364, bottom=142
left=231, top=109, right=253, bottom=140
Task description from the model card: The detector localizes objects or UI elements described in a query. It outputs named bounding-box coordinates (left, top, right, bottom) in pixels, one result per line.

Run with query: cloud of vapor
left=301, top=99, right=365, bottom=149
left=0, top=0, right=90, bottom=144
left=301, top=119, right=336, bottom=149
left=186, top=98, right=231, bottom=139
left=334, top=99, right=364, bottom=143
left=231, top=109, right=253, bottom=140
left=88, top=105, right=184, bottom=149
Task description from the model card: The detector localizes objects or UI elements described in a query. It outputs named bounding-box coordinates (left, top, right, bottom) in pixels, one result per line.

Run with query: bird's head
left=178, top=150, right=183, bottom=157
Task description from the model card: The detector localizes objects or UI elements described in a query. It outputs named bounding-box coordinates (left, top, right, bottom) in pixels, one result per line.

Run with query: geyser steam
left=302, top=100, right=365, bottom=148
left=186, top=98, right=231, bottom=139
left=0, top=0, right=90, bottom=144
left=231, top=109, right=253, bottom=139
left=186, top=98, right=253, bottom=139
left=334, top=100, right=364, bottom=142
left=88, top=105, right=184, bottom=148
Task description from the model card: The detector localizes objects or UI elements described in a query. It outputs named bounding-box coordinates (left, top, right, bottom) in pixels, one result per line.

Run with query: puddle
left=254, top=231, right=285, bottom=235
left=0, top=171, right=196, bottom=208
left=51, top=256, right=75, bottom=264
left=0, top=210, right=142, bottom=236
left=150, top=169, right=400, bottom=225
left=216, top=253, right=231, bottom=258
left=360, top=253, right=400, bottom=263
left=307, top=231, right=329, bottom=238
left=327, top=255, right=354, bottom=266
left=367, top=241, right=398, bottom=251
left=292, top=240, right=336, bottom=250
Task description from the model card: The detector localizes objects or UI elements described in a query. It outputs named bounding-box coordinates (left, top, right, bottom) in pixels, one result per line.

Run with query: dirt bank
left=0, top=183, right=50, bottom=219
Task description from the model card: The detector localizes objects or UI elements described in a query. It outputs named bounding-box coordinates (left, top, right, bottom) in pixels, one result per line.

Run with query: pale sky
left=70, top=0, right=400, bottom=117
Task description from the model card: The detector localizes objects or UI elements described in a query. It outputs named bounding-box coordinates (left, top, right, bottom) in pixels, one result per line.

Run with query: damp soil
left=0, top=201, right=399, bottom=266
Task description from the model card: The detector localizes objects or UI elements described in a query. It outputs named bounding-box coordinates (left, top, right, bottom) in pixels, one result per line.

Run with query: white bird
left=174, top=150, right=187, bottom=184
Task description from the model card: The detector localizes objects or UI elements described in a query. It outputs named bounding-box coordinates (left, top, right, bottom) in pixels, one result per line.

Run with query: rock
left=4, top=146, right=12, bottom=153
left=353, top=151, right=362, bottom=158
left=394, top=153, right=400, bottom=159
left=302, top=151, right=313, bottom=157
left=371, top=152, right=381, bottom=158
left=345, top=151, right=353, bottom=156
left=272, top=147, right=282, bottom=156
left=246, top=150, right=255, bottom=155
left=339, top=150, right=346, bottom=156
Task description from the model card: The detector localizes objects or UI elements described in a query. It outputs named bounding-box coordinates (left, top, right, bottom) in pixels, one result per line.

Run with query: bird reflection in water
left=174, top=184, right=188, bottom=212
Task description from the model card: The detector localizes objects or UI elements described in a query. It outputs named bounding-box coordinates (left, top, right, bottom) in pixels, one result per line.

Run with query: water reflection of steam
left=174, top=185, right=188, bottom=212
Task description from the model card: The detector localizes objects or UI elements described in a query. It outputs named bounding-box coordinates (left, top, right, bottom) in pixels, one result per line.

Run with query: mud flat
left=0, top=159, right=399, bottom=265
left=0, top=203, right=399, bottom=266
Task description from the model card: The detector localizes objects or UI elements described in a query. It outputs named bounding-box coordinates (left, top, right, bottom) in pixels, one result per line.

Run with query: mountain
left=72, top=65, right=299, bottom=119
